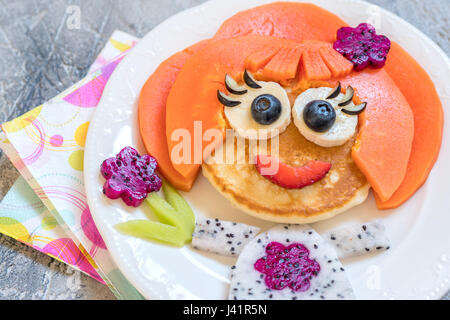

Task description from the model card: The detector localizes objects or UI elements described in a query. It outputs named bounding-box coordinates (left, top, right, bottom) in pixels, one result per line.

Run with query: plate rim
left=84, top=0, right=450, bottom=300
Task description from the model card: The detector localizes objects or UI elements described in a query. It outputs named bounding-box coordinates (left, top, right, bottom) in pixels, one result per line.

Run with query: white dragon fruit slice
left=325, top=220, right=390, bottom=259
left=229, top=224, right=354, bottom=300
left=192, top=216, right=260, bottom=256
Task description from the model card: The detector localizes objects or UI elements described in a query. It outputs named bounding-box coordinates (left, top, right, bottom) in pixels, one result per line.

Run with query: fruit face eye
left=218, top=70, right=291, bottom=140
left=299, top=83, right=366, bottom=134
left=292, top=86, right=360, bottom=148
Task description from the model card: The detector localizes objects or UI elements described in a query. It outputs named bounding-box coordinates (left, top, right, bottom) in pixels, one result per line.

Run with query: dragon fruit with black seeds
left=192, top=216, right=260, bottom=256
left=100, top=146, right=162, bottom=207
left=254, top=241, right=320, bottom=292
left=334, top=23, right=391, bottom=71
left=325, top=220, right=390, bottom=259
left=229, top=224, right=354, bottom=300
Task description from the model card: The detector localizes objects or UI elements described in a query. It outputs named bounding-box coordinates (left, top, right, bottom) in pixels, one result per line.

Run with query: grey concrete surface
left=0, top=0, right=448, bottom=300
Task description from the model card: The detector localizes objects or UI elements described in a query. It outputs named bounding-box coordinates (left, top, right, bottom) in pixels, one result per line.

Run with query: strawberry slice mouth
left=255, top=155, right=331, bottom=189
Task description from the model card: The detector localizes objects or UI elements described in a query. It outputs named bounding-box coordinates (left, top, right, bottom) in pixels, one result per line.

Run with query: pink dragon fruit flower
left=254, top=241, right=321, bottom=292
left=333, top=23, right=391, bottom=71
left=100, top=146, right=162, bottom=207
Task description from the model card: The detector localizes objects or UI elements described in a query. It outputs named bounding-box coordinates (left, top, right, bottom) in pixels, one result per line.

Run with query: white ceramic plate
left=84, top=0, right=450, bottom=299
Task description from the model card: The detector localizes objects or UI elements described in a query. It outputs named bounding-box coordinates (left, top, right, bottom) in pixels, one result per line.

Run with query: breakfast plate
left=84, top=0, right=450, bottom=299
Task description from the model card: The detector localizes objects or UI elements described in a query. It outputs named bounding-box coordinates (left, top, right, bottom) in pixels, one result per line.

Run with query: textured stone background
left=0, top=0, right=448, bottom=300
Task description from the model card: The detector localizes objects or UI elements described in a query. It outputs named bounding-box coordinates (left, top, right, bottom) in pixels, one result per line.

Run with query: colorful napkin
left=0, top=30, right=144, bottom=299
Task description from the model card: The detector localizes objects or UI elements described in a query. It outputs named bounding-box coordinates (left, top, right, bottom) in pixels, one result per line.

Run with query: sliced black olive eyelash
left=243, top=70, right=262, bottom=89
left=218, top=70, right=262, bottom=107
left=225, top=74, right=247, bottom=95
left=326, top=82, right=341, bottom=99
left=325, top=83, right=366, bottom=116
left=338, top=86, right=354, bottom=107
left=217, top=90, right=241, bottom=107
left=341, top=102, right=367, bottom=115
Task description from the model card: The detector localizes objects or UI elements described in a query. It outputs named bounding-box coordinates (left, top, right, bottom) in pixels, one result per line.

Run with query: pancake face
left=202, top=90, right=369, bottom=224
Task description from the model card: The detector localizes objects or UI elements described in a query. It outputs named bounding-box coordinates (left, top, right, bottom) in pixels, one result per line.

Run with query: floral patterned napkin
left=0, top=30, right=144, bottom=299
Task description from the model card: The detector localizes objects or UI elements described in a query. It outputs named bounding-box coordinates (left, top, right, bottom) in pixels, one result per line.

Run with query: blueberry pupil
left=303, top=100, right=336, bottom=132
left=251, top=94, right=282, bottom=125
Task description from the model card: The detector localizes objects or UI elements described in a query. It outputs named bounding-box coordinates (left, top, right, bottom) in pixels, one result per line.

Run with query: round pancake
left=202, top=92, right=369, bottom=224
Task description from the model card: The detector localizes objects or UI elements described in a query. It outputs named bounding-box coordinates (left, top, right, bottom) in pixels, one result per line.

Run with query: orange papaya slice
left=302, top=48, right=332, bottom=80
left=215, top=2, right=347, bottom=43
left=248, top=41, right=353, bottom=83
left=245, top=46, right=281, bottom=72
left=374, top=42, right=444, bottom=208
left=261, top=45, right=304, bottom=82
left=138, top=40, right=208, bottom=191
left=318, top=45, right=354, bottom=78
left=339, top=69, right=415, bottom=202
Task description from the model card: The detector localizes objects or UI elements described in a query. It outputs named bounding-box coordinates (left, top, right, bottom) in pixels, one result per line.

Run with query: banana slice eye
left=293, top=87, right=359, bottom=147
left=218, top=70, right=291, bottom=140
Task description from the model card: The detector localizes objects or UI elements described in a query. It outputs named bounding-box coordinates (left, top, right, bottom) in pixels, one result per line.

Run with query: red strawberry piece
left=255, top=155, right=331, bottom=189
